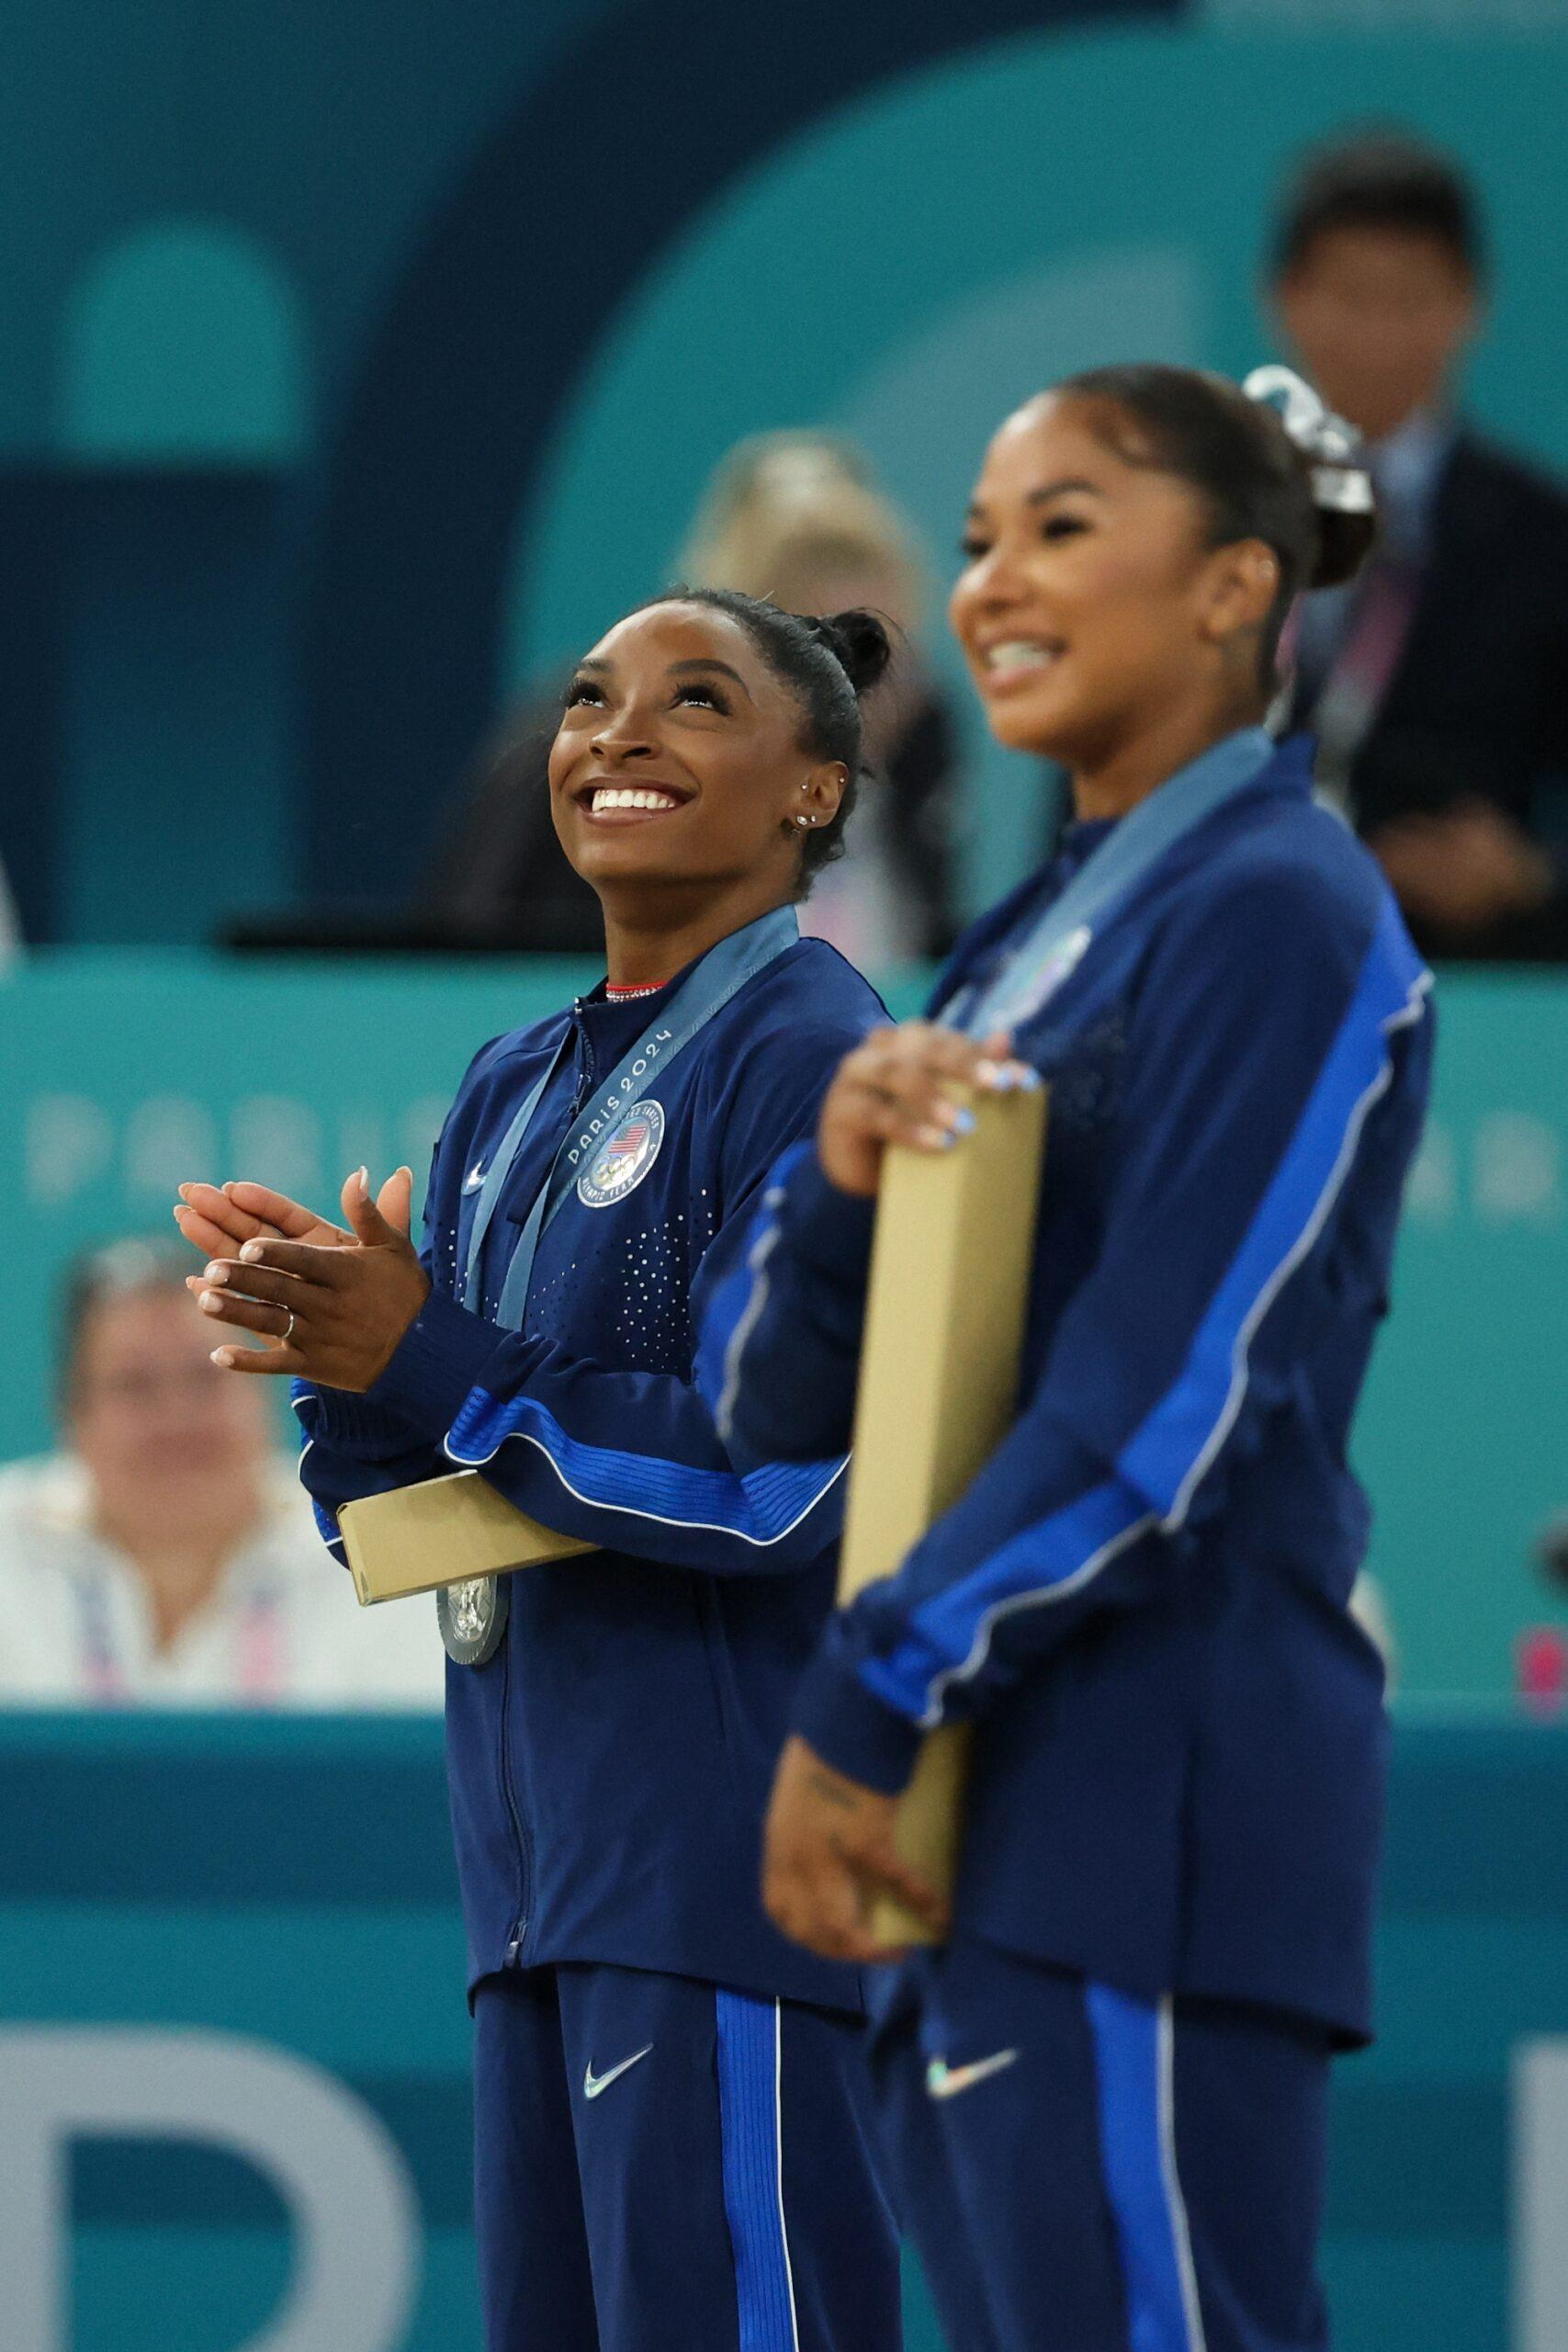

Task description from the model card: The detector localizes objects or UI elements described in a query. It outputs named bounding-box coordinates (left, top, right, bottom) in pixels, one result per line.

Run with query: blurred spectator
left=0, top=1240, right=442, bottom=1706
left=425, top=433, right=965, bottom=964
left=1268, top=128, right=1568, bottom=959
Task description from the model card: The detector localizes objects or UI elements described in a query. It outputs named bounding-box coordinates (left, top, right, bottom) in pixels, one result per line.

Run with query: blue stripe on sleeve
left=858, top=897, right=1430, bottom=1724
left=694, top=1142, right=812, bottom=1434
left=716, top=1990, right=799, bottom=2352
left=1085, top=1984, right=1207, bottom=2351
left=443, top=1387, right=847, bottom=1548
left=1121, top=895, right=1428, bottom=1521
left=860, top=1478, right=1153, bottom=1724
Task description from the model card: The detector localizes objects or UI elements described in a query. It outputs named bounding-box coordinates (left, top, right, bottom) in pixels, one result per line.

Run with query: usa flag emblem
left=577, top=1099, right=667, bottom=1208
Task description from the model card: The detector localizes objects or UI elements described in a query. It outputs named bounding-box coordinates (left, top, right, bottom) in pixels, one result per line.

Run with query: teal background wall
left=4, top=954, right=1564, bottom=1702
left=3, top=1708, right=1564, bottom=2350
left=4, top=0, right=1568, bottom=939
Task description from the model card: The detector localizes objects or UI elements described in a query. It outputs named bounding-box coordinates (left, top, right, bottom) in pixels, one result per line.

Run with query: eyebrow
left=570, top=654, right=752, bottom=699
left=966, top=477, right=1106, bottom=521
left=670, top=657, right=751, bottom=697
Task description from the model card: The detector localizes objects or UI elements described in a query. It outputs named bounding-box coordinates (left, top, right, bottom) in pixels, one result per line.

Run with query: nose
left=964, top=541, right=1032, bottom=612
left=590, top=705, right=660, bottom=764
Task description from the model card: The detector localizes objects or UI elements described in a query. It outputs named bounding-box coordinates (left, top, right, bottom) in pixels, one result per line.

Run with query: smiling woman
left=172, top=588, right=907, bottom=2352
left=712, top=368, right=1434, bottom=2352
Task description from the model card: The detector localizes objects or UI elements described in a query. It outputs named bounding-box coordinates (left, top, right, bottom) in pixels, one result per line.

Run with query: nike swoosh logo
left=926, top=2049, right=1019, bottom=2100
left=463, top=1162, right=487, bottom=1193
left=583, top=2044, right=653, bottom=2100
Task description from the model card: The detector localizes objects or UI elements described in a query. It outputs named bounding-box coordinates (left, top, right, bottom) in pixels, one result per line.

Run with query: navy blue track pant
left=868, top=1939, right=1332, bottom=2352
left=473, top=1962, right=902, bottom=2352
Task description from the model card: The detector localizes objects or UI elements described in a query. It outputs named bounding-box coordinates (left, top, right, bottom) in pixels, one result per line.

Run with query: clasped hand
left=816, top=1020, right=1038, bottom=1197
left=173, top=1167, right=430, bottom=1389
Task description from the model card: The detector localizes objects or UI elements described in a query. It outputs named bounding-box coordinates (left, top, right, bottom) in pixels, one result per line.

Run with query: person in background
left=1269, top=127, right=1568, bottom=958
left=426, top=433, right=965, bottom=964
left=0, top=1240, right=443, bottom=1706
left=682, top=434, right=962, bottom=965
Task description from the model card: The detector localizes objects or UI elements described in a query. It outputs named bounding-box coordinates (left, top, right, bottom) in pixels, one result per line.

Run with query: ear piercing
left=795, top=814, right=818, bottom=829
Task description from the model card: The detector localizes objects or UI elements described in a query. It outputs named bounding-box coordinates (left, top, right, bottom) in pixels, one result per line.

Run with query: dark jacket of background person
left=424, top=677, right=964, bottom=960
left=1269, top=126, right=1568, bottom=961
left=1289, top=431, right=1568, bottom=959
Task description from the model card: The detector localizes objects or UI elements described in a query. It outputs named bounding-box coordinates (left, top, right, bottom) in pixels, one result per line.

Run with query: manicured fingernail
left=975, top=1059, right=1005, bottom=1090
left=1010, top=1063, right=1043, bottom=1091
left=917, top=1124, right=955, bottom=1150
left=356, top=1166, right=369, bottom=1197
left=211, top=1349, right=232, bottom=1367
left=204, top=1262, right=226, bottom=1283
left=240, top=1242, right=263, bottom=1264
left=950, top=1107, right=976, bottom=1136
left=199, top=1293, right=224, bottom=1316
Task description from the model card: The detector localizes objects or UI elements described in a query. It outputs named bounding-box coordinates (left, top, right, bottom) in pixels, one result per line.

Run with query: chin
left=980, top=683, right=1079, bottom=761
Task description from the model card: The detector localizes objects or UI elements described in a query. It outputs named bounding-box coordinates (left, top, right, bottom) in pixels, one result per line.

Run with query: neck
left=1068, top=695, right=1263, bottom=824
left=599, top=871, right=795, bottom=989
left=95, top=1481, right=262, bottom=1652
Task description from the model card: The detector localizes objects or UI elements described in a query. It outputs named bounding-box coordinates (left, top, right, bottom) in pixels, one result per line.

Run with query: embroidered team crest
left=577, top=1100, right=666, bottom=1207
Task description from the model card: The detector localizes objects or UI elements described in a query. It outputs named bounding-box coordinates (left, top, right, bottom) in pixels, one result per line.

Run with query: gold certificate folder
left=339, top=1471, right=592, bottom=1607
left=838, top=1080, right=1048, bottom=1946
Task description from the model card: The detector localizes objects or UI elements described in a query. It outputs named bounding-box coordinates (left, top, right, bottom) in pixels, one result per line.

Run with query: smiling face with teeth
left=547, top=601, right=848, bottom=963
left=949, top=393, right=1281, bottom=816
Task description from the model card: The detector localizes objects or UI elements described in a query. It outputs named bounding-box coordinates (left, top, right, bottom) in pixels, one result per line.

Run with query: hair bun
left=1242, top=363, right=1378, bottom=591
left=807, top=607, right=894, bottom=696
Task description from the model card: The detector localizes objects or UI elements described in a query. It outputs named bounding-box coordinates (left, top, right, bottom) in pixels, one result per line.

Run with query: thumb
left=376, top=1164, right=415, bottom=1240
left=340, top=1165, right=396, bottom=1247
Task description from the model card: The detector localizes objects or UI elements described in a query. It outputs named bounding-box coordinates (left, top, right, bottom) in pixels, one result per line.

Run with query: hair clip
left=1243, top=365, right=1374, bottom=515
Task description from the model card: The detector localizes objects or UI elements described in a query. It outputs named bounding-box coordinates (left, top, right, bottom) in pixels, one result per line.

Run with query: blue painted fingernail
left=952, top=1108, right=976, bottom=1136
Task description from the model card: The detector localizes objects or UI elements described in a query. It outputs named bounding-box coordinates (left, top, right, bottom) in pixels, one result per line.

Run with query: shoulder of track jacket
left=292, top=932, right=885, bottom=2007
left=705, top=738, right=1435, bottom=2042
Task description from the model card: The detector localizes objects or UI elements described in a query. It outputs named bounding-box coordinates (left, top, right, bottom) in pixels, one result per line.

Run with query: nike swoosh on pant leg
left=583, top=2044, right=654, bottom=2100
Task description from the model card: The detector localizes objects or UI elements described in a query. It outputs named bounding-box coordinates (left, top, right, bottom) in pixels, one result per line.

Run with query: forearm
left=699, top=1142, right=875, bottom=1466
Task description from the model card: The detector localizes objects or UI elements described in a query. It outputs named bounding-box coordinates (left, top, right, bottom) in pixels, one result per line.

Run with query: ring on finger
left=281, top=1311, right=296, bottom=1342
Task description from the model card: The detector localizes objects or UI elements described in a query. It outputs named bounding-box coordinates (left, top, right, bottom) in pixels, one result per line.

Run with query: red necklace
left=604, top=978, right=670, bottom=1001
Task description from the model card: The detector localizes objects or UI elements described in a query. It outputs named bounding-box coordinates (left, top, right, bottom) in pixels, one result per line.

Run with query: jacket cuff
left=307, top=1385, right=423, bottom=1459
left=777, top=1150, right=877, bottom=1294
left=791, top=1640, right=924, bottom=1795
left=363, top=1289, right=511, bottom=1442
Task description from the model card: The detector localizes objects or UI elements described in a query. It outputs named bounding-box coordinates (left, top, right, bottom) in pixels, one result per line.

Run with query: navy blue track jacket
left=294, top=932, right=883, bottom=2008
left=707, top=738, right=1433, bottom=2043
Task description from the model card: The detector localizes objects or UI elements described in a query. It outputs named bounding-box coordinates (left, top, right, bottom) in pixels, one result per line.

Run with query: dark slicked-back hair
left=1269, top=128, right=1484, bottom=282
left=1056, top=365, right=1376, bottom=688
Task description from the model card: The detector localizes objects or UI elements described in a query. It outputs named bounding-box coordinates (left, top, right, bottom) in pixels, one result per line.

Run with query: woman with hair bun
left=177, top=589, right=906, bottom=2352
left=718, top=368, right=1435, bottom=2350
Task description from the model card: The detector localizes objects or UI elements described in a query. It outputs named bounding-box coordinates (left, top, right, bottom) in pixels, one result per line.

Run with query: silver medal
left=437, top=1572, right=509, bottom=1666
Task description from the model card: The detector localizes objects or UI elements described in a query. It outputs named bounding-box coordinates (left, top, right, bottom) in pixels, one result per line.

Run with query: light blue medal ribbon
left=462, top=905, right=800, bottom=1331
left=944, top=728, right=1277, bottom=1037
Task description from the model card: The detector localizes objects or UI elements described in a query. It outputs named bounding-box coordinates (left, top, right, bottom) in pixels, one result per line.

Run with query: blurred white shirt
left=0, top=1453, right=445, bottom=1708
